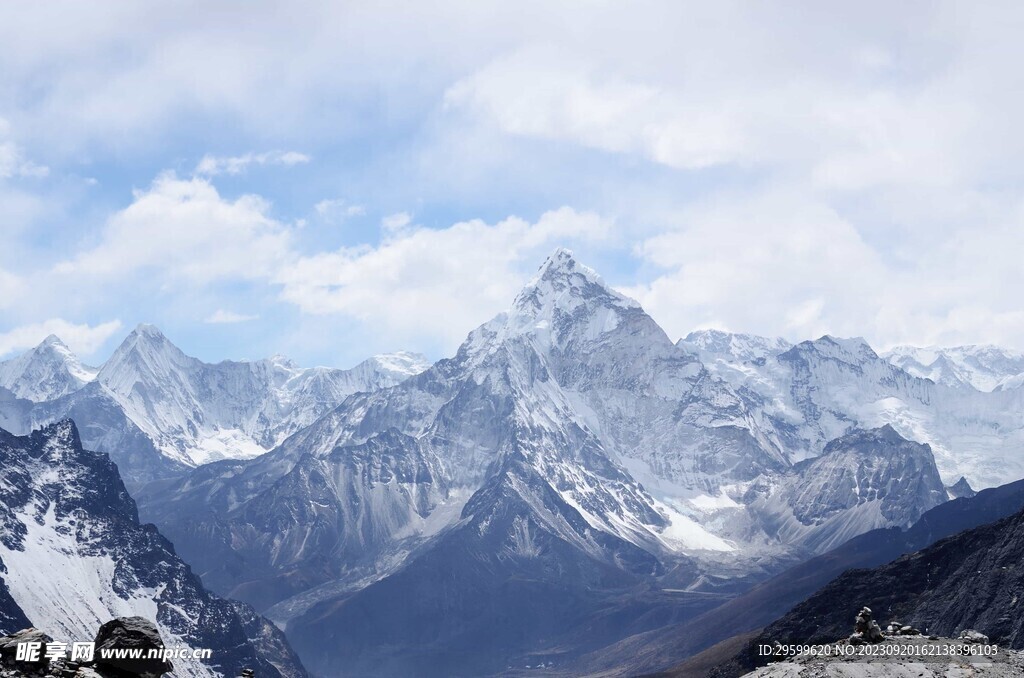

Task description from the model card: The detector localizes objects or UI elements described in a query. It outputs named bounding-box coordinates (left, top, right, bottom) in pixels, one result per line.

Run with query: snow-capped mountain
left=0, top=335, right=97, bottom=401
left=0, top=421, right=306, bottom=678
left=141, top=251, right=687, bottom=616
left=136, top=250, right=986, bottom=675
left=885, top=344, right=1024, bottom=392
left=8, top=250, right=1024, bottom=675
left=0, top=327, right=429, bottom=488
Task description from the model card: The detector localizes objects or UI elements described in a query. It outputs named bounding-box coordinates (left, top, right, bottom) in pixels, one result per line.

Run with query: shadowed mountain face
left=710, top=495, right=1024, bottom=678
left=587, top=476, right=1024, bottom=677
left=0, top=421, right=307, bottom=678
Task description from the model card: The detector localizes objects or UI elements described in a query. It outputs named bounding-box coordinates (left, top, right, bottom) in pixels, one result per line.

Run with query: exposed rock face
left=93, top=616, right=171, bottom=677
left=747, top=426, right=948, bottom=554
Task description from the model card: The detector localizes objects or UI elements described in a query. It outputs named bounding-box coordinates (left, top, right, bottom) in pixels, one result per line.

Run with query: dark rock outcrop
left=93, top=617, right=171, bottom=678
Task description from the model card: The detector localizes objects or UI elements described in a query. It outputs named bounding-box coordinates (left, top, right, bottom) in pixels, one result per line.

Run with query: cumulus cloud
left=444, top=46, right=748, bottom=170
left=275, top=207, right=610, bottom=348
left=623, top=186, right=1024, bottom=350
left=54, top=173, right=292, bottom=284
left=0, top=319, right=122, bottom=358
left=195, top=151, right=310, bottom=176
left=5, top=3, right=1024, bottom=359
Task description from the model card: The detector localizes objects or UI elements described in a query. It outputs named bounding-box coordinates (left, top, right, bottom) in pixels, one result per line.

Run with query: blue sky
left=2, top=2, right=1024, bottom=367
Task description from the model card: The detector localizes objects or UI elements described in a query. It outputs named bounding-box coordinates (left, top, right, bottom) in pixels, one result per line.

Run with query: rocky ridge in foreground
left=740, top=635, right=1024, bottom=677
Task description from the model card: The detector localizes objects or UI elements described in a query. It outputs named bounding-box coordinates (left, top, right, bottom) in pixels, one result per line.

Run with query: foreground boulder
left=93, top=617, right=171, bottom=678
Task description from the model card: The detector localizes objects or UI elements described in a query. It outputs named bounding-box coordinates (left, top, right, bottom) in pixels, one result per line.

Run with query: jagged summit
left=679, top=329, right=792, bottom=362
left=782, top=334, right=879, bottom=364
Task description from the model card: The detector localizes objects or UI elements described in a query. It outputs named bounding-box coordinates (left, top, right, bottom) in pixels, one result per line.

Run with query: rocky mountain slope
left=0, top=327, right=428, bottom=489
left=0, top=421, right=306, bottom=678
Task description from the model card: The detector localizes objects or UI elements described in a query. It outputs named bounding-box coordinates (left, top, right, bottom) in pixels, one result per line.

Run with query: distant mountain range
left=2, top=249, right=1023, bottom=676
left=0, top=327, right=428, bottom=489
left=884, top=343, right=1024, bottom=392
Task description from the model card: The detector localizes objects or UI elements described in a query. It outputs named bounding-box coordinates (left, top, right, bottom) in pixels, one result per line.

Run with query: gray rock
left=853, top=606, right=884, bottom=643
left=961, top=629, right=991, bottom=644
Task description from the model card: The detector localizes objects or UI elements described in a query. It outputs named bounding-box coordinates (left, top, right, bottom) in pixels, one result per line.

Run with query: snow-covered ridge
left=884, top=344, right=1024, bottom=392
left=678, top=329, right=792, bottom=363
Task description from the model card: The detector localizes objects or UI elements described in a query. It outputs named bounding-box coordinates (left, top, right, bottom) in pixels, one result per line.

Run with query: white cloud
left=380, top=212, right=412, bottom=235
left=0, top=319, right=122, bottom=358
left=4, top=3, right=1024, bottom=357
left=205, top=309, right=259, bottom=324
left=195, top=150, right=310, bottom=176
left=54, top=173, right=292, bottom=284
left=315, top=199, right=365, bottom=219
left=0, top=268, right=25, bottom=309
left=0, top=119, right=48, bottom=179
left=275, top=206, right=610, bottom=349
left=444, top=46, right=748, bottom=170
left=624, top=186, right=1024, bottom=351
left=623, top=188, right=887, bottom=343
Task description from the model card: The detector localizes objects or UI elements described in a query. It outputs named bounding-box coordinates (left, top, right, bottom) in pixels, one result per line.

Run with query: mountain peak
left=512, top=249, right=638, bottom=317
left=39, top=333, right=69, bottom=349
left=98, top=324, right=191, bottom=391
left=539, top=246, right=577, bottom=270
left=131, top=323, right=168, bottom=340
